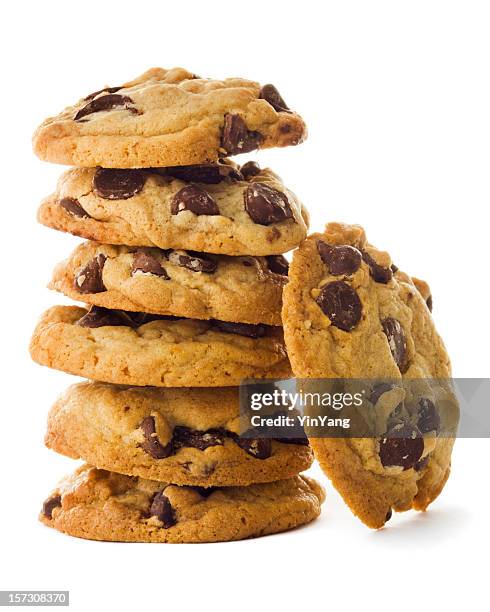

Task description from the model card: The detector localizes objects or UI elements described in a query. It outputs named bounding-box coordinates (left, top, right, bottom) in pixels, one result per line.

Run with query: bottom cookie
left=40, top=465, right=325, bottom=543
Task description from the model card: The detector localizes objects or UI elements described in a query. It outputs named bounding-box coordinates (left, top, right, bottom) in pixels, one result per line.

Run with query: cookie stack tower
left=30, top=67, right=325, bottom=543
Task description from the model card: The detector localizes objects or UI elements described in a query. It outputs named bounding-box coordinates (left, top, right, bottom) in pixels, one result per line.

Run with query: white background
left=1, top=1, right=488, bottom=610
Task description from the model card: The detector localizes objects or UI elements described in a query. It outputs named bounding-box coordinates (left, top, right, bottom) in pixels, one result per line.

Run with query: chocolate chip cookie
left=33, top=67, right=307, bottom=168
left=49, top=241, right=288, bottom=326
left=30, top=306, right=291, bottom=386
left=40, top=464, right=325, bottom=543
left=38, top=163, right=308, bottom=256
left=282, top=222, right=455, bottom=528
left=46, top=382, right=313, bottom=486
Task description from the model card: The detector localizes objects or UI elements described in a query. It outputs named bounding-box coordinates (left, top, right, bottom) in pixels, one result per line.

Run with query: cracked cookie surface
left=40, top=464, right=325, bottom=543
left=33, top=67, right=307, bottom=168
left=46, top=382, right=313, bottom=486
left=38, top=163, right=308, bottom=256
left=30, top=306, right=291, bottom=387
left=282, top=222, right=456, bottom=528
left=49, top=241, right=288, bottom=325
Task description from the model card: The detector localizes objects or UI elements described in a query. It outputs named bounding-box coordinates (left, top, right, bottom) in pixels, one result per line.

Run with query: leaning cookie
left=46, top=382, right=313, bottom=486
left=33, top=67, right=306, bottom=168
left=49, top=241, right=288, bottom=326
left=40, top=465, right=325, bottom=543
left=30, top=306, right=291, bottom=387
left=38, top=163, right=308, bottom=256
left=282, top=222, right=455, bottom=529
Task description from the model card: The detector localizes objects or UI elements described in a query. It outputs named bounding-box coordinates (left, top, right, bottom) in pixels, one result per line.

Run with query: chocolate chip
left=171, top=185, right=219, bottom=216
left=211, top=320, right=268, bottom=338
left=128, top=312, right=177, bottom=326
left=173, top=427, right=225, bottom=451
left=390, top=264, right=399, bottom=273
left=164, top=163, right=242, bottom=184
left=74, top=94, right=136, bottom=121
left=221, top=114, right=263, bottom=155
left=382, top=318, right=408, bottom=373
left=190, top=486, right=218, bottom=498
left=84, top=86, right=122, bottom=101
left=276, top=437, right=310, bottom=446
left=369, top=383, right=394, bottom=405
left=417, top=398, right=440, bottom=434
left=75, top=254, right=107, bottom=294
left=361, top=251, right=393, bottom=284
left=93, top=168, right=146, bottom=200
left=379, top=423, right=423, bottom=470
left=259, top=84, right=290, bottom=112
left=59, top=197, right=90, bottom=218
left=426, top=295, right=433, bottom=312
left=385, top=509, right=393, bottom=522
left=76, top=306, right=133, bottom=328
left=315, top=281, right=362, bottom=331
left=317, top=241, right=362, bottom=276
left=244, top=183, right=293, bottom=225
left=240, top=161, right=261, bottom=179
left=234, top=435, right=272, bottom=459
left=139, top=416, right=173, bottom=459
left=132, top=250, right=169, bottom=279
left=149, top=491, right=176, bottom=528
left=168, top=250, right=217, bottom=273
left=42, top=495, right=61, bottom=519
left=266, top=255, right=289, bottom=276
left=414, top=456, right=429, bottom=472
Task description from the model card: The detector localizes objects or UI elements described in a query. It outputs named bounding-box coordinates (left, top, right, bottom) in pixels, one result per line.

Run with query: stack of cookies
left=30, top=67, right=325, bottom=543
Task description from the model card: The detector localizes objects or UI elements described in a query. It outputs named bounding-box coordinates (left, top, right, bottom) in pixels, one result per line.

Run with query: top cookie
left=282, top=222, right=455, bottom=528
left=32, top=67, right=307, bottom=168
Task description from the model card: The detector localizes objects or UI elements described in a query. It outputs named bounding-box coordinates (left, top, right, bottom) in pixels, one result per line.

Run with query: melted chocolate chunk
left=382, top=318, right=409, bottom=373
left=59, top=197, right=90, bottom=218
left=244, top=182, right=293, bottom=225
left=132, top=251, right=169, bottom=279
left=211, top=320, right=268, bottom=338
left=149, top=491, right=176, bottom=528
left=317, top=241, right=362, bottom=276
left=259, top=84, right=290, bottom=112
left=168, top=250, right=217, bottom=273
left=75, top=94, right=136, bottom=121
left=417, top=398, right=440, bottom=434
left=233, top=435, right=272, bottom=459
left=173, top=427, right=225, bottom=451
left=221, top=114, right=263, bottom=155
left=379, top=423, right=423, bottom=470
left=369, top=383, right=395, bottom=405
left=426, top=295, right=433, bottom=312
left=385, top=509, right=393, bottom=522
left=93, top=168, right=146, bottom=200
left=76, top=306, right=134, bottom=328
left=84, top=86, right=122, bottom=101
left=139, top=416, right=173, bottom=459
left=128, top=312, right=177, bottom=326
left=42, top=495, right=62, bottom=519
left=266, top=255, right=289, bottom=276
left=75, top=254, right=107, bottom=294
left=171, top=185, right=219, bottom=215
left=164, top=163, right=242, bottom=184
left=240, top=161, right=261, bottom=179
left=361, top=251, right=393, bottom=284
left=315, top=281, right=362, bottom=331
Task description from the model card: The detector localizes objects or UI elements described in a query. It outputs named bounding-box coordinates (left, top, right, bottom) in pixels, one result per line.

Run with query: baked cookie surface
left=282, top=222, right=455, bottom=528
left=33, top=67, right=307, bottom=168
left=46, top=382, right=313, bottom=486
left=30, top=305, right=291, bottom=387
left=38, top=163, right=308, bottom=256
left=40, top=464, right=325, bottom=543
left=49, top=241, right=288, bottom=326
